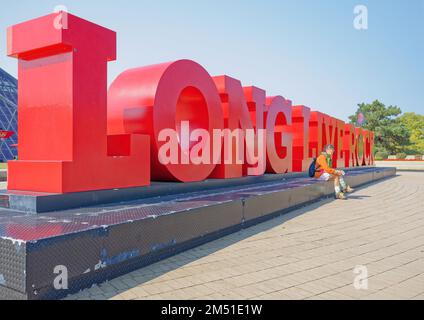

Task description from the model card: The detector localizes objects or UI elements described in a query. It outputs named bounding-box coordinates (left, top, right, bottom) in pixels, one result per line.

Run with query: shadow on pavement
left=346, top=195, right=371, bottom=200
left=68, top=175, right=398, bottom=299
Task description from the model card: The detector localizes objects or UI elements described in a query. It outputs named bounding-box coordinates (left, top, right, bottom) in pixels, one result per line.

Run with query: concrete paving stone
left=332, top=284, right=378, bottom=299
left=65, top=172, right=424, bottom=300
left=277, top=286, right=316, bottom=300
left=315, top=290, right=353, bottom=300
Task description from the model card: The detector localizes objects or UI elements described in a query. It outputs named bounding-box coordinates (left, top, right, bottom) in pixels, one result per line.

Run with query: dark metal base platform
left=0, top=167, right=396, bottom=300
left=0, top=171, right=311, bottom=214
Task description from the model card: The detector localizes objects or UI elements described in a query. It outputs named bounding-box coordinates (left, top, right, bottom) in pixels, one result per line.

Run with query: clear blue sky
left=0, top=0, right=423, bottom=121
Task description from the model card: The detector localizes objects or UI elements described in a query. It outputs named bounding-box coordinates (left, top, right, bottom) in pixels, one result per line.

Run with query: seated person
left=314, top=144, right=354, bottom=200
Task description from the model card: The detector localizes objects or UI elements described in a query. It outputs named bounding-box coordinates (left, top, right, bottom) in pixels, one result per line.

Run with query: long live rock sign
left=7, top=12, right=373, bottom=194
left=0, top=12, right=387, bottom=300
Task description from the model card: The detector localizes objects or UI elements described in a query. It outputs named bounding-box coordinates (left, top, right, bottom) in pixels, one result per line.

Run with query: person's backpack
left=308, top=157, right=317, bottom=178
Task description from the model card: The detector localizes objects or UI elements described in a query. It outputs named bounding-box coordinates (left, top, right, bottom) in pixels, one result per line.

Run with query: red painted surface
left=108, top=60, right=223, bottom=182
left=291, top=105, right=312, bottom=172
left=0, top=131, right=14, bottom=139
left=6, top=12, right=374, bottom=193
left=7, top=13, right=150, bottom=193
left=265, top=96, right=292, bottom=174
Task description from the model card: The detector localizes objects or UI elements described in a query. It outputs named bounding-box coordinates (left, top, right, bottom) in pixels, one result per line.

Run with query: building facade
left=0, top=68, right=18, bottom=161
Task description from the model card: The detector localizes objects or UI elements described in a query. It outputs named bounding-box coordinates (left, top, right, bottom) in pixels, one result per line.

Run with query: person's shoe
left=344, top=186, right=354, bottom=193
left=335, top=192, right=347, bottom=200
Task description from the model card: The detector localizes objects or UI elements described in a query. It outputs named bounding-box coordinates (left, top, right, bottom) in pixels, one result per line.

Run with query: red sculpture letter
left=108, top=60, right=224, bottom=182
left=7, top=13, right=150, bottom=193
left=291, top=105, right=312, bottom=172
left=265, top=96, right=293, bottom=173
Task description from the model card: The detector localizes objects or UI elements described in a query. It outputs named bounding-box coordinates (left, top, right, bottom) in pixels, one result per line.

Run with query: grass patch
left=0, top=163, right=8, bottom=170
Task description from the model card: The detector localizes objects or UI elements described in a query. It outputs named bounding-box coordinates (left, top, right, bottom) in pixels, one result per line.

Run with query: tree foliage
left=399, top=112, right=424, bottom=154
left=349, top=100, right=411, bottom=155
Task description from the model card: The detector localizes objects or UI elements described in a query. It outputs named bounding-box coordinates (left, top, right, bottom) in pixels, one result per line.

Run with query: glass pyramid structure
left=0, top=67, right=18, bottom=161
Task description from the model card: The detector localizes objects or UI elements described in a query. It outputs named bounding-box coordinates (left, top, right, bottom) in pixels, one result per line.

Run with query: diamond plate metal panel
left=0, top=167, right=396, bottom=300
left=0, top=237, right=26, bottom=294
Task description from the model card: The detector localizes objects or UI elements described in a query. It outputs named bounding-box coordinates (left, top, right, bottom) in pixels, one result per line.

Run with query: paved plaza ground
left=59, top=171, right=423, bottom=300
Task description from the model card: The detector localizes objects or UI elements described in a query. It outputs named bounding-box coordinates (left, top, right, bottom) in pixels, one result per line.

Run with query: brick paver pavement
left=66, top=171, right=424, bottom=300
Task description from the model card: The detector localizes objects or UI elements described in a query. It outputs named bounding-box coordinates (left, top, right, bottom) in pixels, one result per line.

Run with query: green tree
left=399, top=112, right=424, bottom=154
left=349, top=100, right=410, bottom=155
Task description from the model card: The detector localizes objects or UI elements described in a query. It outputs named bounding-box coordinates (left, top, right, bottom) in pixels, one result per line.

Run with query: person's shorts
left=318, top=172, right=332, bottom=181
